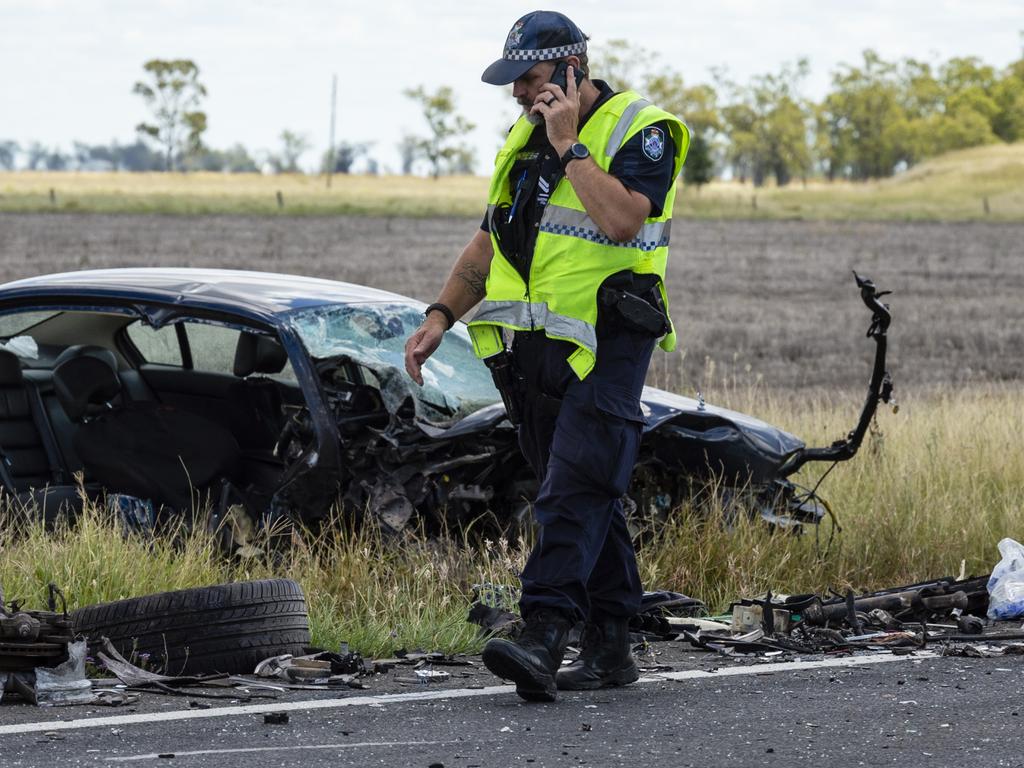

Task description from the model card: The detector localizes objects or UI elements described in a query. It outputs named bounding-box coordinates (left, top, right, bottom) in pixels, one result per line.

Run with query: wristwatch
left=560, top=142, right=590, bottom=169
left=424, top=302, right=455, bottom=330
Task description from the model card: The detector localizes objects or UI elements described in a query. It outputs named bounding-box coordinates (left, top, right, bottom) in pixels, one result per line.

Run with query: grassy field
left=2, top=385, right=1021, bottom=657
left=2, top=141, right=1023, bottom=220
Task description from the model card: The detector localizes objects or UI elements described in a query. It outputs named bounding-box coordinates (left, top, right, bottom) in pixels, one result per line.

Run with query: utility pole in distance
left=326, top=74, right=337, bottom=189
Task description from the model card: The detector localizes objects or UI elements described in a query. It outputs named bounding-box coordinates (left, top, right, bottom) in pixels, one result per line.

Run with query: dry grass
left=2, top=386, right=1020, bottom=656
left=2, top=142, right=1023, bottom=220
left=678, top=142, right=1024, bottom=222
left=0, top=171, right=488, bottom=218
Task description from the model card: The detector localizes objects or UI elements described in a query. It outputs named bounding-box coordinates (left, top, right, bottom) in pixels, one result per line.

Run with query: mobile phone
left=549, top=60, right=585, bottom=94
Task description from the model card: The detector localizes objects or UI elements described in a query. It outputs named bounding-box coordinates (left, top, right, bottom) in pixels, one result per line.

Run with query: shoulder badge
left=641, top=126, right=665, bottom=161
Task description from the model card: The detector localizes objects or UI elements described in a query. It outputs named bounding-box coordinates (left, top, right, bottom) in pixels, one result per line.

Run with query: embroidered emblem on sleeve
left=641, top=126, right=665, bottom=161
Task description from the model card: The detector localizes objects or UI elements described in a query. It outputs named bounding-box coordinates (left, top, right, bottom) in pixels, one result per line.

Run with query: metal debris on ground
left=98, top=637, right=274, bottom=700
left=1, top=583, right=95, bottom=706
left=414, top=669, right=451, bottom=683
left=678, top=574, right=1024, bottom=659
left=252, top=650, right=371, bottom=688
left=240, top=645, right=473, bottom=692
left=465, top=570, right=1024, bottom=670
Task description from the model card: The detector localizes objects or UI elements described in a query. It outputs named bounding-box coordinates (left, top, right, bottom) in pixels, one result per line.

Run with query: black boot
left=556, top=614, right=639, bottom=690
left=482, top=608, right=572, bottom=702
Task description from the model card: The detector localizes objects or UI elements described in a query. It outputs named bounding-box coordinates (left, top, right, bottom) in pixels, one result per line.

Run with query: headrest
left=53, top=356, right=122, bottom=423
left=55, top=345, right=118, bottom=372
left=0, top=349, right=23, bottom=386
left=233, top=332, right=287, bottom=377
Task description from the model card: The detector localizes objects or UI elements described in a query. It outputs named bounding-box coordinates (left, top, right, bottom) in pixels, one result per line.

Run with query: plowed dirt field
left=2, top=213, right=1021, bottom=392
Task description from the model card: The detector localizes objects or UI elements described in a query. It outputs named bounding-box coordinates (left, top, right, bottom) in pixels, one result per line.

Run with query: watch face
left=572, top=143, right=589, bottom=158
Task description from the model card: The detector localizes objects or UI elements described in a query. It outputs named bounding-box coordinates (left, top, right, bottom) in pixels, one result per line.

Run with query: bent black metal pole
left=779, top=272, right=895, bottom=477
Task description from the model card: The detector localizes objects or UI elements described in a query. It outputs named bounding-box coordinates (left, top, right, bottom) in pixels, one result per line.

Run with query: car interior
left=0, top=307, right=305, bottom=525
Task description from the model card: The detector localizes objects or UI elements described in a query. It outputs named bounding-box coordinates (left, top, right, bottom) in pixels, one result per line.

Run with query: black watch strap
left=560, top=142, right=590, bottom=169
left=425, top=302, right=455, bottom=330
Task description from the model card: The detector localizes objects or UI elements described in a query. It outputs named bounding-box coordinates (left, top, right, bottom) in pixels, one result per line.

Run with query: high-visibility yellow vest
left=467, top=90, right=689, bottom=380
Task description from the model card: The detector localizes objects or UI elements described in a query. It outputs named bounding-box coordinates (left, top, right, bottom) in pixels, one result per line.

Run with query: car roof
left=0, top=268, right=414, bottom=319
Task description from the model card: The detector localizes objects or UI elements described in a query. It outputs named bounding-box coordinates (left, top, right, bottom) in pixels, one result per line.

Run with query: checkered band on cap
left=503, top=41, right=587, bottom=62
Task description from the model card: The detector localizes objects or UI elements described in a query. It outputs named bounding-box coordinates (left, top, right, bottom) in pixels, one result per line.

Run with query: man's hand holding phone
left=531, top=63, right=583, bottom=156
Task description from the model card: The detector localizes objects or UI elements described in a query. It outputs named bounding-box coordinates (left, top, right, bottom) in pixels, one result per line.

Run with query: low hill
left=678, top=142, right=1024, bottom=221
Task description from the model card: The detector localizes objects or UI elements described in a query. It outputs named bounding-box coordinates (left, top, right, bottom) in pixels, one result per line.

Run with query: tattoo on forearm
left=456, top=264, right=488, bottom=299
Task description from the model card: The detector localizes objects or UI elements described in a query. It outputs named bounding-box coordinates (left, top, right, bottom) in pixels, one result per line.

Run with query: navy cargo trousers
left=512, top=324, right=656, bottom=621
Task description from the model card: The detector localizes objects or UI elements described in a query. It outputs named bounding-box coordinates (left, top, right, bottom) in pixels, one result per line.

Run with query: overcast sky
left=2, top=0, right=1021, bottom=173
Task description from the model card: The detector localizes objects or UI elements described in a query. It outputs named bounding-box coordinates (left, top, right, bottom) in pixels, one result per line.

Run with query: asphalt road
left=3, top=653, right=1023, bottom=767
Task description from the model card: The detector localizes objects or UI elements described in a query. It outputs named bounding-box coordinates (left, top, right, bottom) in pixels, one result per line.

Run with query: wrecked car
left=0, top=268, right=893, bottom=535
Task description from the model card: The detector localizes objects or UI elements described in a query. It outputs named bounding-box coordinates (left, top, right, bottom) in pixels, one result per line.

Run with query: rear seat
left=0, top=349, right=81, bottom=523
left=34, top=344, right=139, bottom=470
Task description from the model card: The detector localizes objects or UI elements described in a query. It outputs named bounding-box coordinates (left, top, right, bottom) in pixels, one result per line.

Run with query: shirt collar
left=578, top=79, right=616, bottom=129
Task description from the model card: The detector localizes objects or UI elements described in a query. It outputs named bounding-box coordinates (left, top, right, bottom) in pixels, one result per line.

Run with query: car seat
left=52, top=354, right=242, bottom=514
left=227, top=331, right=287, bottom=451
left=0, top=348, right=83, bottom=524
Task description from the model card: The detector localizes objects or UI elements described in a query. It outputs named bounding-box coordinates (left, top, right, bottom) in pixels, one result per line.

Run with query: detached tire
left=71, top=579, right=311, bottom=676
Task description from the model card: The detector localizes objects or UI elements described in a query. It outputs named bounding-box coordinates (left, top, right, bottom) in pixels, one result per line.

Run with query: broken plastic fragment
left=32, top=640, right=95, bottom=707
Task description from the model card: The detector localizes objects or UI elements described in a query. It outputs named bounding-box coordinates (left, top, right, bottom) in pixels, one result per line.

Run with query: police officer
left=404, top=10, right=688, bottom=702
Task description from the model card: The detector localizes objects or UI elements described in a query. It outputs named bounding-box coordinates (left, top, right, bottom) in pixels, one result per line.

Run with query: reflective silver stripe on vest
left=539, top=204, right=671, bottom=252
left=605, top=98, right=652, bottom=158
left=472, top=300, right=597, bottom=354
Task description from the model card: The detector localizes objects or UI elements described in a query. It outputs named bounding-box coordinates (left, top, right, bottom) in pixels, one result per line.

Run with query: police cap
left=481, top=10, right=587, bottom=86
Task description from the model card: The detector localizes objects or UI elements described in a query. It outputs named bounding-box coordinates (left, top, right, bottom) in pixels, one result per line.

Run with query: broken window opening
left=287, top=302, right=499, bottom=427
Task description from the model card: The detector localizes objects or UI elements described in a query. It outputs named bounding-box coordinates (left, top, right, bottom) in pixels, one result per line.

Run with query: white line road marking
left=0, top=652, right=931, bottom=738
left=105, top=741, right=447, bottom=762
left=649, top=651, right=932, bottom=683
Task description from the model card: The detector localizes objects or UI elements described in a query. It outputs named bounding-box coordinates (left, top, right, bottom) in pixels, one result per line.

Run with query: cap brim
left=481, top=57, right=535, bottom=85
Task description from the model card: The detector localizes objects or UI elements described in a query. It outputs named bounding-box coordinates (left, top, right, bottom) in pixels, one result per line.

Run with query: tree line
left=0, top=59, right=472, bottom=177
left=2, top=42, right=1021, bottom=183
left=596, top=39, right=1024, bottom=187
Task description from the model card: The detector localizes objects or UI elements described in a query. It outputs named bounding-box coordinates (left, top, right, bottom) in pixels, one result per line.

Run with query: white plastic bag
left=987, top=537, right=1024, bottom=619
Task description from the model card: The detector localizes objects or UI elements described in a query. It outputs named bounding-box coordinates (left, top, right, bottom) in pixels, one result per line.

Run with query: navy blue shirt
left=482, top=80, right=676, bottom=238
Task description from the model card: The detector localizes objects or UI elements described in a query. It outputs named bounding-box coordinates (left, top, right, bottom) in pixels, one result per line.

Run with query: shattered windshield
left=288, top=301, right=500, bottom=426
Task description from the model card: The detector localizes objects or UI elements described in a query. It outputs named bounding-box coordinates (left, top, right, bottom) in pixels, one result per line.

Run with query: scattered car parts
left=1, top=583, right=94, bottom=706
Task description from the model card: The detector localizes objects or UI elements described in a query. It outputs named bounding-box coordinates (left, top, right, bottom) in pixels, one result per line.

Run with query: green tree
left=644, top=73, right=722, bottom=139
left=590, top=39, right=721, bottom=180
left=682, top=133, right=713, bottom=189
left=114, top=141, right=164, bottom=172
left=403, top=86, right=476, bottom=178
left=589, top=38, right=660, bottom=92
left=0, top=140, right=18, bottom=170
left=187, top=144, right=260, bottom=173
left=819, top=50, right=906, bottom=179
left=321, top=141, right=370, bottom=174
left=991, top=58, right=1024, bottom=142
left=820, top=50, right=1010, bottom=179
left=397, top=135, right=418, bottom=175
left=133, top=59, right=208, bottom=171
left=25, top=142, right=68, bottom=171
left=719, top=60, right=811, bottom=186
left=591, top=40, right=721, bottom=137
left=269, top=130, right=311, bottom=173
